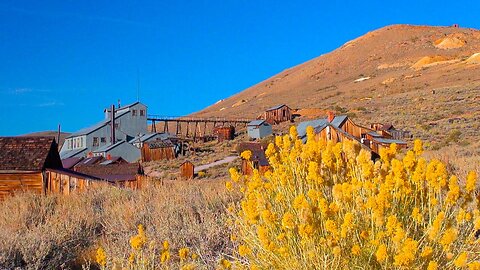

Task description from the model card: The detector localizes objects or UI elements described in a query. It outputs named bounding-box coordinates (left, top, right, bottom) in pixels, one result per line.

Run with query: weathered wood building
left=75, top=163, right=145, bottom=189
left=297, top=113, right=407, bottom=158
left=141, top=140, right=176, bottom=162
left=237, top=142, right=270, bottom=175
left=213, top=126, right=235, bottom=142
left=180, top=161, right=194, bottom=180
left=0, top=137, right=104, bottom=200
left=264, top=104, right=292, bottom=125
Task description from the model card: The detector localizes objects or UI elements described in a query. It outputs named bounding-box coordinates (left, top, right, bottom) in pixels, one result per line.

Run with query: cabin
left=213, top=126, right=235, bottom=142
left=264, top=104, right=292, bottom=124
left=0, top=137, right=104, bottom=199
left=247, top=120, right=272, bottom=139
left=180, top=161, right=194, bottom=180
left=60, top=101, right=148, bottom=160
left=141, top=140, right=176, bottom=162
left=75, top=163, right=145, bottom=189
left=237, top=142, right=270, bottom=175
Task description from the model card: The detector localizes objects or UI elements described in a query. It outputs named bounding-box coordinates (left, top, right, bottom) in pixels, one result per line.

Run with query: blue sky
left=0, top=0, right=478, bottom=135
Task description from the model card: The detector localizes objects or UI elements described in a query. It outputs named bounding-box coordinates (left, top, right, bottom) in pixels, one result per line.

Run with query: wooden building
left=141, top=140, right=176, bottom=162
left=237, top=142, right=270, bottom=175
left=180, top=161, right=194, bottom=180
left=297, top=112, right=407, bottom=158
left=75, top=163, right=145, bottom=189
left=0, top=137, right=104, bottom=200
left=264, top=104, right=292, bottom=125
left=213, top=126, right=235, bottom=142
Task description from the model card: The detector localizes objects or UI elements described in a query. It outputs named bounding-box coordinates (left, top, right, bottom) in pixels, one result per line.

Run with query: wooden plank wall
left=46, top=170, right=108, bottom=195
left=180, top=162, right=194, bottom=180
left=265, top=107, right=292, bottom=125
left=0, top=172, right=43, bottom=200
left=142, top=145, right=175, bottom=162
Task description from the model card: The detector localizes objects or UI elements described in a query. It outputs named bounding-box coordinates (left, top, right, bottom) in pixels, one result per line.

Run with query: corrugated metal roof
left=0, top=137, right=62, bottom=171
left=67, top=110, right=129, bottom=138
left=367, top=131, right=383, bottom=137
left=147, top=139, right=174, bottom=149
left=93, top=140, right=126, bottom=153
left=265, top=104, right=288, bottom=111
left=297, top=115, right=348, bottom=140
left=59, top=147, right=88, bottom=159
left=248, top=120, right=268, bottom=126
left=373, top=137, right=407, bottom=144
left=128, top=132, right=169, bottom=144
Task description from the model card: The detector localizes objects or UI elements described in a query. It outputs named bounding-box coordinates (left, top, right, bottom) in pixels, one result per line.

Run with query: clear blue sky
left=0, top=0, right=478, bottom=135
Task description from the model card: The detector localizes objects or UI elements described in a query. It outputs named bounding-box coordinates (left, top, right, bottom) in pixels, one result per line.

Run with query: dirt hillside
left=193, top=24, right=480, bottom=160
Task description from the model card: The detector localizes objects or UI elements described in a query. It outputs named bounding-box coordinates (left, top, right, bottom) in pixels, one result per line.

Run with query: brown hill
left=193, top=24, right=480, bottom=161
left=21, top=131, right=71, bottom=147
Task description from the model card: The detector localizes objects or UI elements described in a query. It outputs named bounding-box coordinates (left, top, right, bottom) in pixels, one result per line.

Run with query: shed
left=180, top=161, right=194, bottom=180
left=213, top=126, right=235, bottom=142
left=75, top=163, right=145, bottom=189
left=0, top=137, right=102, bottom=199
left=264, top=104, right=292, bottom=124
left=141, top=140, right=176, bottom=162
left=237, top=142, right=270, bottom=175
left=247, top=120, right=272, bottom=139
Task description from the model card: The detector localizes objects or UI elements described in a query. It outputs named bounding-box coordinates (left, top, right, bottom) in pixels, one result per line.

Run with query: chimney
left=87, top=152, right=93, bottom=158
left=107, top=154, right=112, bottom=160
left=57, top=124, right=61, bottom=149
left=111, top=104, right=116, bottom=144
left=327, top=111, right=335, bottom=123
left=117, top=99, right=121, bottom=108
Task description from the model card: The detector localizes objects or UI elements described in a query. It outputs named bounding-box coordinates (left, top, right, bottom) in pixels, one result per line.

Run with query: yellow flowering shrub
left=227, top=128, right=480, bottom=269
left=94, top=224, right=200, bottom=269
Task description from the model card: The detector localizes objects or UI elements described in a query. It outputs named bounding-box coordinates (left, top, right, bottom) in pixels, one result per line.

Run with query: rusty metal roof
left=146, top=139, right=174, bottom=149
left=0, top=136, right=62, bottom=171
left=75, top=163, right=143, bottom=182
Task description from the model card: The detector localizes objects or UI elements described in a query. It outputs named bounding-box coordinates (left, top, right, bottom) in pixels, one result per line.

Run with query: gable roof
left=265, top=104, right=289, bottom=111
left=61, top=157, right=84, bottom=169
left=0, top=137, right=62, bottom=171
left=67, top=110, right=129, bottom=138
left=248, top=120, right=268, bottom=126
left=297, top=115, right=349, bottom=140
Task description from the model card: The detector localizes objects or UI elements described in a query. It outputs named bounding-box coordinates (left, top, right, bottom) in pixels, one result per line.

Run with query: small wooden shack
left=0, top=137, right=104, bottom=200
left=247, top=120, right=272, bottom=139
left=238, top=142, right=270, bottom=175
left=180, top=161, right=194, bottom=180
left=141, top=140, right=176, bottom=162
left=264, top=104, right=292, bottom=125
left=75, top=163, right=145, bottom=189
left=213, top=126, right=235, bottom=142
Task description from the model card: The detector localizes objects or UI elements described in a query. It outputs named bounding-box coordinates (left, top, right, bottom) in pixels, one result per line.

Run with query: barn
left=141, top=140, right=176, bottom=162
left=0, top=137, right=104, bottom=199
left=264, top=104, right=292, bottom=124
left=247, top=120, right=272, bottom=139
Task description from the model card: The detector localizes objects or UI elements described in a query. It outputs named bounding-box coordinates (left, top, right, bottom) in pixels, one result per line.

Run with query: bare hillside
left=194, top=24, right=480, bottom=157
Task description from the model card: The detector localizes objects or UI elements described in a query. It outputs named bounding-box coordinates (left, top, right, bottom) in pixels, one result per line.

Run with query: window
left=114, top=123, right=119, bottom=129
left=132, top=110, right=137, bottom=116
left=69, top=139, right=72, bottom=149
left=100, top=137, right=106, bottom=143
left=140, top=109, right=145, bottom=116
left=80, top=137, right=84, bottom=147
left=93, top=137, right=99, bottom=147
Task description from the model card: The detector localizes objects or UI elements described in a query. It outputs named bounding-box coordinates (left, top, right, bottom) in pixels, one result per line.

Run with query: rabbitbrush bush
left=225, top=126, right=480, bottom=269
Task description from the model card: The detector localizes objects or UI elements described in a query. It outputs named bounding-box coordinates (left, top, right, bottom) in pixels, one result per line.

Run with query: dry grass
left=0, top=180, right=237, bottom=269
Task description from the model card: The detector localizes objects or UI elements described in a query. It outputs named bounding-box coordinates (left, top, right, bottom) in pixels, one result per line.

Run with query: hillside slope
left=194, top=24, right=480, bottom=153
